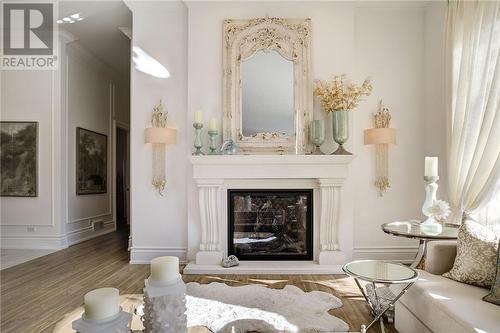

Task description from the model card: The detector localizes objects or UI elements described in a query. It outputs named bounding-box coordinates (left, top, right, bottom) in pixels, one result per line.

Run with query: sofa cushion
left=398, top=270, right=500, bottom=333
left=443, top=220, right=498, bottom=288
left=483, top=240, right=500, bottom=305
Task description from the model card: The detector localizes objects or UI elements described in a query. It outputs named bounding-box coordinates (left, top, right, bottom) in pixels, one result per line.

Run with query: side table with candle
left=381, top=220, right=459, bottom=268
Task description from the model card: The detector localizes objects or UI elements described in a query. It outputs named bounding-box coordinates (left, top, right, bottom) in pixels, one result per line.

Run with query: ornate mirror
left=222, top=18, right=313, bottom=154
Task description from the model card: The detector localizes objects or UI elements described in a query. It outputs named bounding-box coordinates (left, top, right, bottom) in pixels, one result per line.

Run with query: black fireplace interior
left=228, top=189, right=313, bottom=260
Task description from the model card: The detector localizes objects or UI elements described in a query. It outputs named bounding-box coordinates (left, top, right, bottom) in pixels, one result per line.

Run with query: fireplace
left=228, top=189, right=313, bottom=261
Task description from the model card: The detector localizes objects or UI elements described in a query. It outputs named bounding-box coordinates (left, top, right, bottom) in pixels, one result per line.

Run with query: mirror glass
left=241, top=50, right=294, bottom=136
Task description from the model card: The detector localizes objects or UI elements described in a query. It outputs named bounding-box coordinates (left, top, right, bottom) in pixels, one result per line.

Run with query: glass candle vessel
left=310, top=120, right=325, bottom=154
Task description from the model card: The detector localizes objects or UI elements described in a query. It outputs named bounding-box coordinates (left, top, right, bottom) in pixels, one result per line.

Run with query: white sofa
left=395, top=241, right=500, bottom=333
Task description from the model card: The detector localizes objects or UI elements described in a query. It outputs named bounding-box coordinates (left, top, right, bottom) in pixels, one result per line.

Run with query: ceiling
left=59, top=1, right=132, bottom=78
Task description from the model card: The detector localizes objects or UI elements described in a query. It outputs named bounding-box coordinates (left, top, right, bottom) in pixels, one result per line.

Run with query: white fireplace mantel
left=185, top=154, right=355, bottom=274
left=191, top=154, right=354, bottom=179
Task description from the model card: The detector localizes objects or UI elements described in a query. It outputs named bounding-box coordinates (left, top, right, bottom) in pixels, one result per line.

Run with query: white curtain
left=446, top=0, right=500, bottom=224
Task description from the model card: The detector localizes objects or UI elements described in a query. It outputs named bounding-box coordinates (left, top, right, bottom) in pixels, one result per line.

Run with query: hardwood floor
left=1, top=232, right=397, bottom=333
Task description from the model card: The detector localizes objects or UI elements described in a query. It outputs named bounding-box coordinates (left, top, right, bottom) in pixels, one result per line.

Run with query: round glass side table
left=343, top=260, right=418, bottom=333
left=381, top=220, right=459, bottom=268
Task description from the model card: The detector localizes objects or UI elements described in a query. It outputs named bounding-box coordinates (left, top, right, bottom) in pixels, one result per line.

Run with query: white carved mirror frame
left=222, top=17, right=313, bottom=154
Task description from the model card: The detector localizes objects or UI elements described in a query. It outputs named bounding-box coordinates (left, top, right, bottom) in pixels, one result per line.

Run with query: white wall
left=0, top=36, right=130, bottom=249
left=125, top=1, right=189, bottom=263
left=184, top=1, right=448, bottom=262
left=0, top=39, right=66, bottom=249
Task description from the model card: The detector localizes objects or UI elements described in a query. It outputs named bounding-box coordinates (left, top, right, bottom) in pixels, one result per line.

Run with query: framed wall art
left=76, top=127, right=107, bottom=195
left=0, top=121, right=38, bottom=197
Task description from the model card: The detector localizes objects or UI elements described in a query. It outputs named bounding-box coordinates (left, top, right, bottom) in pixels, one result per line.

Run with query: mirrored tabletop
left=343, top=260, right=418, bottom=284
left=381, top=220, right=459, bottom=240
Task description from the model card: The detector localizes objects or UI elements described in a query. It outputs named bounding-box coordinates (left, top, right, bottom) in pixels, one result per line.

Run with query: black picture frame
left=76, top=127, right=107, bottom=195
left=0, top=121, right=38, bottom=197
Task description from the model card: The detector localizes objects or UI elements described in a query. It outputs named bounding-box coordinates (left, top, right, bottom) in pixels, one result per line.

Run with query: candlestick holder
left=208, top=130, right=219, bottom=155
left=421, top=176, right=442, bottom=234
left=72, top=308, right=132, bottom=333
left=192, top=123, right=204, bottom=155
left=142, top=275, right=187, bottom=333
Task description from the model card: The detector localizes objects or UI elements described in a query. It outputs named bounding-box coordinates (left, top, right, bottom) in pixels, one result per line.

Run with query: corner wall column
left=317, top=178, right=345, bottom=265
left=195, top=179, right=224, bottom=264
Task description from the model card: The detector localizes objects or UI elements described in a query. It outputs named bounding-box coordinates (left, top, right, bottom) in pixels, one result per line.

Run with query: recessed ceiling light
left=77, top=17, right=84, bottom=21
left=62, top=17, right=71, bottom=22
left=57, top=19, right=63, bottom=24
left=70, top=13, right=80, bottom=19
left=69, top=20, right=75, bottom=24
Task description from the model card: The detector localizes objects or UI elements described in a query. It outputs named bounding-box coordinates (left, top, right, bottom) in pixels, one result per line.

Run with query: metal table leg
left=356, top=280, right=415, bottom=332
left=411, top=239, right=426, bottom=269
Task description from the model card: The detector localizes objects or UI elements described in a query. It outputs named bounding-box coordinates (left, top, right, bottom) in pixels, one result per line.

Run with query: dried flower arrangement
left=314, top=75, right=373, bottom=112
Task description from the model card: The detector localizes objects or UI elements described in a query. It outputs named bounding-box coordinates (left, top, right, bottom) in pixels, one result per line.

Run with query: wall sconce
left=144, top=101, right=176, bottom=195
left=364, top=101, right=396, bottom=196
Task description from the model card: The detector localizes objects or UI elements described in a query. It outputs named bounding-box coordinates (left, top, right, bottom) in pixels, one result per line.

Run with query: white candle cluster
left=193, top=110, right=218, bottom=131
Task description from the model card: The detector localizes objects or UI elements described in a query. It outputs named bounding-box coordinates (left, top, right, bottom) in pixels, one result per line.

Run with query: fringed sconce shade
left=144, top=127, right=177, bottom=144
left=145, top=101, right=176, bottom=195
left=364, top=101, right=396, bottom=196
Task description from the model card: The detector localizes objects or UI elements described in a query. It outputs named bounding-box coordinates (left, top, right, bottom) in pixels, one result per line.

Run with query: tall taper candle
left=424, top=156, right=438, bottom=178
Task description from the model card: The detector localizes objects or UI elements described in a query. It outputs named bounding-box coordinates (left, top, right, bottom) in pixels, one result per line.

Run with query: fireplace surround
left=185, top=154, right=354, bottom=274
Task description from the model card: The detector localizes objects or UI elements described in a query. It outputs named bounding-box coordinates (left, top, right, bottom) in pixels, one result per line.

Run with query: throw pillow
left=443, top=219, right=498, bottom=288
left=483, top=240, right=500, bottom=305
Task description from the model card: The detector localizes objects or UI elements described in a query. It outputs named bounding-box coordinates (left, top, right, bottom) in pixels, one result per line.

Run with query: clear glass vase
left=332, top=109, right=352, bottom=155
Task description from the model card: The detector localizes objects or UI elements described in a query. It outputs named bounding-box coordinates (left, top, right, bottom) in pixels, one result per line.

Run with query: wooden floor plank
left=1, top=232, right=397, bottom=333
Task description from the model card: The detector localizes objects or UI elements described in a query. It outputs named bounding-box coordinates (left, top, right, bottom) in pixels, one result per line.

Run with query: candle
left=151, top=256, right=179, bottom=285
left=425, top=156, right=438, bottom=178
left=84, top=288, right=120, bottom=321
left=208, top=118, right=217, bottom=132
left=194, top=110, right=203, bottom=124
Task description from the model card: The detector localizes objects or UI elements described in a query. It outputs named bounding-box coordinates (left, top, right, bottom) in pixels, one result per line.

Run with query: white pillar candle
left=208, top=118, right=217, bottom=131
left=151, top=256, right=179, bottom=285
left=425, top=156, right=438, bottom=178
left=84, top=288, right=120, bottom=321
left=194, top=110, right=203, bottom=124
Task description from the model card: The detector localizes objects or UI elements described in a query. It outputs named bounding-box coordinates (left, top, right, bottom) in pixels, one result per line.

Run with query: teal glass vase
left=332, top=109, right=352, bottom=155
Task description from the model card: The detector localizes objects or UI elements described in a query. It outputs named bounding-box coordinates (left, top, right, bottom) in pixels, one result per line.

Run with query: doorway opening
left=115, top=126, right=129, bottom=234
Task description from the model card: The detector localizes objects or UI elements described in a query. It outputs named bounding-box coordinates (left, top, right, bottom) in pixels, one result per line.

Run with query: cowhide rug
left=186, top=282, right=349, bottom=333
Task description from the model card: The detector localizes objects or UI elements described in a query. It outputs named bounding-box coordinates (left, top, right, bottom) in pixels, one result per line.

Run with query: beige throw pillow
left=443, top=220, right=498, bottom=288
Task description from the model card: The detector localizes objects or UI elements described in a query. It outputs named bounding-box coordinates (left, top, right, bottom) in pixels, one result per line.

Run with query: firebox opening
left=228, top=189, right=313, bottom=261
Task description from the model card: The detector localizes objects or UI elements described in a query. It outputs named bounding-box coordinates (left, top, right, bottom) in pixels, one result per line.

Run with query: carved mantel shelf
left=185, top=154, right=355, bottom=274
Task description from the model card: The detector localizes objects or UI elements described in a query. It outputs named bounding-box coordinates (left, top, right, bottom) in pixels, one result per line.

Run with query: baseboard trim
left=66, top=225, right=116, bottom=246
left=0, top=234, right=68, bottom=250
left=353, top=246, right=418, bottom=264
left=130, top=246, right=187, bottom=264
